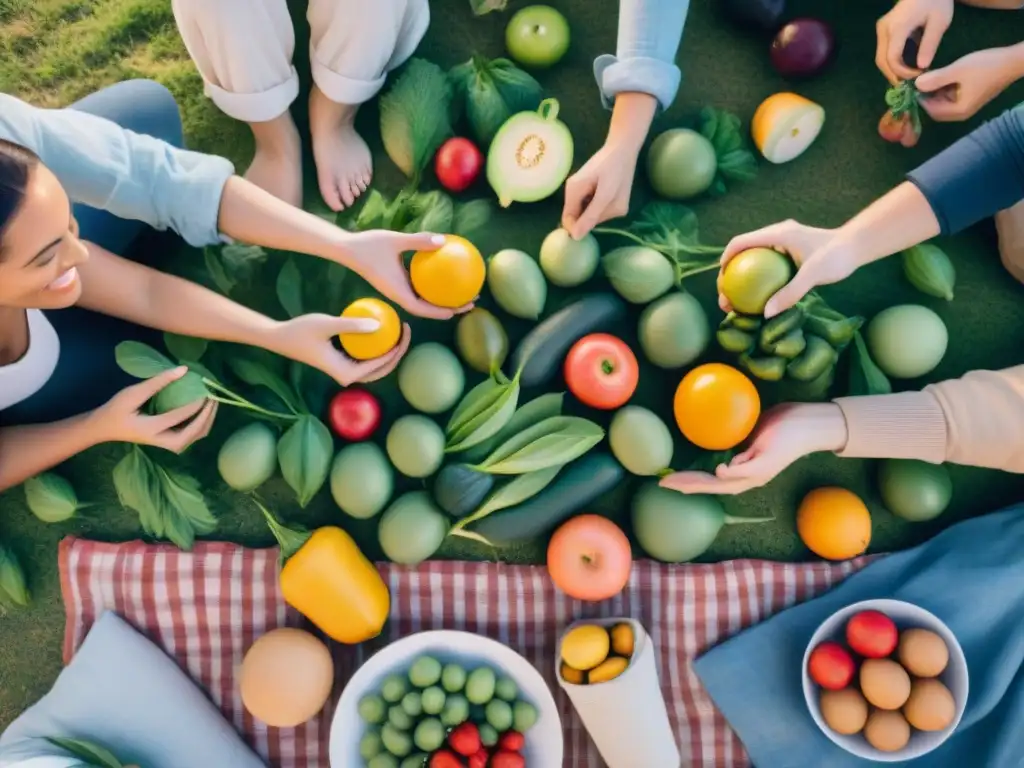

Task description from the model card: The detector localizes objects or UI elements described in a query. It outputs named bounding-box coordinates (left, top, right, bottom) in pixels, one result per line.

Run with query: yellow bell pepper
left=258, top=500, right=389, bottom=644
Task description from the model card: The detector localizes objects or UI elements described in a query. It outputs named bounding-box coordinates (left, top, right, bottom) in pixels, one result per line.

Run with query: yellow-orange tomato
left=339, top=298, right=401, bottom=360
left=673, top=363, right=760, bottom=450
left=797, top=487, right=872, bottom=561
left=409, top=235, right=486, bottom=308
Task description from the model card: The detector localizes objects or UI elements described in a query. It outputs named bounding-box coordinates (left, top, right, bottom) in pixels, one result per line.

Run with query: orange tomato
left=339, top=298, right=401, bottom=360
left=409, top=235, right=486, bottom=308
left=673, top=363, right=760, bottom=450
left=547, top=515, right=632, bottom=602
left=797, top=487, right=872, bottom=560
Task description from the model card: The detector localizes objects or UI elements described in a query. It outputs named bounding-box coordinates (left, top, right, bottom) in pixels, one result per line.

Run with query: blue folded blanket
left=693, top=504, right=1024, bottom=768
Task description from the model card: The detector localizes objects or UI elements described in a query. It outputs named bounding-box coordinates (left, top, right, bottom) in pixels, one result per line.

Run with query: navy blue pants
left=4, top=80, right=187, bottom=426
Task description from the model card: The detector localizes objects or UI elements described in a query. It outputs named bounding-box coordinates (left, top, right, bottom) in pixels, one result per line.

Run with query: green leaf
left=380, top=57, right=453, bottom=182
left=445, top=376, right=521, bottom=452
left=324, top=262, right=349, bottom=314
left=156, top=466, right=217, bottom=550
left=473, top=416, right=604, bottom=474
left=461, top=391, right=565, bottom=463
left=228, top=356, right=304, bottom=414
left=450, top=55, right=543, bottom=147
left=453, top=199, right=494, bottom=239
left=403, top=189, right=454, bottom=233
left=0, top=544, right=29, bottom=607
left=469, top=0, right=508, bottom=14
left=848, top=331, right=893, bottom=396
left=163, top=333, right=208, bottom=364
left=453, top=465, right=561, bottom=531
left=45, top=737, right=125, bottom=768
left=254, top=497, right=312, bottom=565
left=115, top=341, right=176, bottom=379
left=219, top=243, right=268, bottom=282
left=446, top=377, right=506, bottom=434
left=490, top=58, right=545, bottom=112
left=203, top=247, right=236, bottom=295
left=698, top=106, right=758, bottom=190
left=24, top=472, right=81, bottom=523
left=354, top=189, right=391, bottom=231
left=277, top=415, right=334, bottom=507
left=112, top=446, right=164, bottom=537
left=276, top=258, right=305, bottom=319
left=717, top=149, right=759, bottom=182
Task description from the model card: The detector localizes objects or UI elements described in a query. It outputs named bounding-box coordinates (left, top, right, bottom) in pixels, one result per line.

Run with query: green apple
left=505, top=5, right=570, bottom=69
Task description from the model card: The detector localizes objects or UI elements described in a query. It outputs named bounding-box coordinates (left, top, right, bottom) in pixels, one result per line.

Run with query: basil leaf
left=276, top=257, right=305, bottom=319
left=45, top=737, right=125, bottom=768
left=115, top=341, right=176, bottom=379
left=447, top=377, right=505, bottom=434
left=446, top=377, right=521, bottom=452
left=474, top=417, right=604, bottom=474
left=163, top=333, right=208, bottom=364
left=453, top=199, right=494, bottom=239
left=228, top=356, right=304, bottom=414
left=355, top=189, right=390, bottom=231
left=277, top=415, right=334, bottom=507
left=203, top=247, right=236, bottom=295
left=157, top=466, right=217, bottom=550
left=461, top=391, right=564, bottom=463
left=454, top=465, right=561, bottom=530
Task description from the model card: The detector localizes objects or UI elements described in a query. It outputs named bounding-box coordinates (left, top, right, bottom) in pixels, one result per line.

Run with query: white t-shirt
left=0, top=310, right=60, bottom=411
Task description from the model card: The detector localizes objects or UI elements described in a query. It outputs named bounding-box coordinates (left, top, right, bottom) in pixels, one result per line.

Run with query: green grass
left=2, top=0, right=1024, bottom=736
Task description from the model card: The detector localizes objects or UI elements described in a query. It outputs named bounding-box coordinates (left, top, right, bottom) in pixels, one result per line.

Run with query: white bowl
left=802, top=598, right=968, bottom=762
left=330, top=630, right=564, bottom=767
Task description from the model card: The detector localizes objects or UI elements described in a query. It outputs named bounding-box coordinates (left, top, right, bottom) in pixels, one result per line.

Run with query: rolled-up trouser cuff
left=310, top=55, right=386, bottom=106
left=203, top=67, right=300, bottom=123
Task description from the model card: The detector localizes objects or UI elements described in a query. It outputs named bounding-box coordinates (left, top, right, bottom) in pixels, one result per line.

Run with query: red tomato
left=807, top=641, right=855, bottom=690
left=435, top=137, right=483, bottom=192
left=490, top=751, right=526, bottom=768
left=498, top=731, right=525, bottom=751
left=846, top=610, right=898, bottom=658
left=326, top=388, right=381, bottom=441
left=468, top=750, right=489, bottom=768
left=564, top=333, right=639, bottom=410
left=448, top=722, right=482, bottom=756
left=429, top=750, right=464, bottom=768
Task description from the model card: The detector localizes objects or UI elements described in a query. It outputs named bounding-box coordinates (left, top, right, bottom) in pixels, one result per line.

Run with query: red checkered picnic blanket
left=58, top=536, right=872, bottom=767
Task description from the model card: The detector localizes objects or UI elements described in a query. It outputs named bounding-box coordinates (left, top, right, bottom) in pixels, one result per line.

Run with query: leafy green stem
left=254, top=497, right=312, bottom=564
left=202, top=379, right=297, bottom=422
left=593, top=228, right=724, bottom=260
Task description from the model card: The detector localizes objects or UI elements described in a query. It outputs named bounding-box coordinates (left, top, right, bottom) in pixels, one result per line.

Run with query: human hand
left=659, top=403, right=849, bottom=495
left=916, top=47, right=1024, bottom=121
left=339, top=230, right=473, bottom=320
left=92, top=367, right=218, bottom=453
left=561, top=138, right=640, bottom=240
left=717, top=220, right=855, bottom=318
left=876, top=0, right=954, bottom=83
left=269, top=313, right=412, bottom=386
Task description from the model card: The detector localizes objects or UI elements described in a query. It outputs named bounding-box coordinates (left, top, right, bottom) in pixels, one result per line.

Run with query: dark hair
left=0, top=139, right=40, bottom=249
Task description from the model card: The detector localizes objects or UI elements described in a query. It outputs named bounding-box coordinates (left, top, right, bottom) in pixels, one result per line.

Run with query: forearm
left=606, top=92, right=659, bottom=152
left=957, top=0, right=1024, bottom=9
left=217, top=176, right=357, bottom=266
left=0, top=414, right=104, bottom=491
left=77, top=246, right=283, bottom=351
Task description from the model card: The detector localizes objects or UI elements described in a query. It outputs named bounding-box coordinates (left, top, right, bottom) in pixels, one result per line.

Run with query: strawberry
left=498, top=731, right=525, bottom=752
left=468, top=749, right=489, bottom=768
left=429, top=750, right=464, bottom=768
left=448, top=722, right=482, bottom=757
left=490, top=751, right=526, bottom=768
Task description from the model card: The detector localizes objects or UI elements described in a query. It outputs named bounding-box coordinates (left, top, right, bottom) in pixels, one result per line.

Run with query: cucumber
left=509, top=294, right=626, bottom=388
left=433, top=463, right=494, bottom=518
left=470, top=452, right=625, bottom=544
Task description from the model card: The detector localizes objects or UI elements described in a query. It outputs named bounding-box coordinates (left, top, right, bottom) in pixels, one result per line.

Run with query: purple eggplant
left=770, top=17, right=835, bottom=79
left=718, top=0, right=787, bottom=34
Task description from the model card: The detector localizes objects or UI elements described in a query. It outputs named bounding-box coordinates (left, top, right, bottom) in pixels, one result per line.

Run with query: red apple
left=808, top=641, right=856, bottom=690
left=327, top=388, right=381, bottom=441
left=435, top=137, right=483, bottom=193
left=546, top=515, right=632, bottom=602
left=846, top=610, right=898, bottom=658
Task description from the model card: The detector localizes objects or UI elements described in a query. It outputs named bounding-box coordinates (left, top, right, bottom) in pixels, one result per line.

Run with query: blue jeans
left=2, top=80, right=185, bottom=426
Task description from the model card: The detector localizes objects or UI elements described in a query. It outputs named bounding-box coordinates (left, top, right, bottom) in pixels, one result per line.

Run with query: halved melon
left=751, top=92, right=825, bottom=164
left=487, top=98, right=574, bottom=208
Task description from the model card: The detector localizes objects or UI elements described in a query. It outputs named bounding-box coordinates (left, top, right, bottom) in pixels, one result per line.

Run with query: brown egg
left=864, top=709, right=911, bottom=752
left=904, top=677, right=956, bottom=732
left=860, top=658, right=911, bottom=710
left=240, top=627, right=334, bottom=727
left=898, top=628, right=949, bottom=678
left=820, top=687, right=869, bottom=735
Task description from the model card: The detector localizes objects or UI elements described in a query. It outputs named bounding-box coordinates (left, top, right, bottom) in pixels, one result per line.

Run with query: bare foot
left=309, top=85, right=372, bottom=211
left=245, top=113, right=303, bottom=207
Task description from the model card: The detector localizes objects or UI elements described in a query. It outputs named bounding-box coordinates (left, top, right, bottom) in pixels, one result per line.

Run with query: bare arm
left=606, top=92, right=659, bottom=154
left=957, top=0, right=1024, bottom=9
left=0, top=414, right=103, bottom=491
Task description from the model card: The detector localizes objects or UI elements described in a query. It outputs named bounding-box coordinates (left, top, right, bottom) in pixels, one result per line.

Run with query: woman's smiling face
left=0, top=162, right=89, bottom=310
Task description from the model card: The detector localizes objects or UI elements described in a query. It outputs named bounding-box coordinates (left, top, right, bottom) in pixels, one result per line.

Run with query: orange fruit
left=410, top=235, right=486, bottom=308
left=560, top=662, right=586, bottom=685
left=588, top=656, right=629, bottom=684
left=339, top=298, right=401, bottom=360
left=797, top=487, right=872, bottom=560
left=751, top=92, right=826, bottom=164
left=609, top=623, right=634, bottom=657
left=673, top=363, right=760, bottom=450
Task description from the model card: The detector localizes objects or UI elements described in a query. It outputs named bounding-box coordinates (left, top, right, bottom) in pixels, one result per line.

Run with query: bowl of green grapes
left=330, top=629, right=564, bottom=767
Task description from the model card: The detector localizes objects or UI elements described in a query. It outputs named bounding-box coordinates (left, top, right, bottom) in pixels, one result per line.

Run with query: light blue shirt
left=594, top=0, right=690, bottom=111
left=0, top=93, right=234, bottom=248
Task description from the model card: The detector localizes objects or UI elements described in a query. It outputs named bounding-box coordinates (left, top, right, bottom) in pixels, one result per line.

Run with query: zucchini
left=433, top=463, right=494, bottom=518
left=469, top=452, right=625, bottom=544
left=509, top=293, right=626, bottom=388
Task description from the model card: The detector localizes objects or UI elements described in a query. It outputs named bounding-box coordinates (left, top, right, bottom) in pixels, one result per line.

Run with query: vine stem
left=202, top=379, right=297, bottom=422
left=593, top=227, right=725, bottom=260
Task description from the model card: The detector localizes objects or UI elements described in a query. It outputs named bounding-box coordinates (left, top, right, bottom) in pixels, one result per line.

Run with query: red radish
left=808, top=641, right=856, bottom=690
left=900, top=121, right=921, bottom=148
left=846, top=610, right=898, bottom=658
left=498, top=731, right=526, bottom=751
left=878, top=112, right=908, bottom=144
left=435, top=137, right=483, bottom=192
left=448, top=722, right=482, bottom=756
left=429, top=750, right=464, bottom=768
left=327, top=388, right=381, bottom=441
left=490, top=751, right=526, bottom=768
